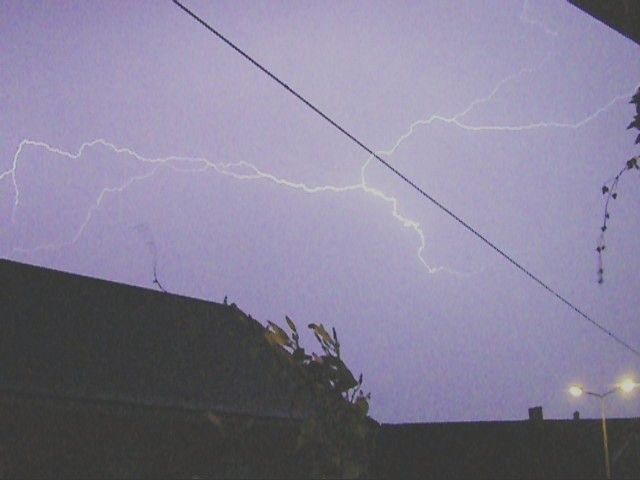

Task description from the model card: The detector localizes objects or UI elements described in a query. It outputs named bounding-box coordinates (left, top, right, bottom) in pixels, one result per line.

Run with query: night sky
left=1, top=1, right=639, bottom=423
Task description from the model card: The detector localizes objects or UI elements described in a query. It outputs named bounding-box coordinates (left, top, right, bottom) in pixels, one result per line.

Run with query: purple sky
left=1, top=1, right=639, bottom=423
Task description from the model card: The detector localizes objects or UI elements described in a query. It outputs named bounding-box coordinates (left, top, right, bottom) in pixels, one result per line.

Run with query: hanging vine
left=597, top=86, right=640, bottom=283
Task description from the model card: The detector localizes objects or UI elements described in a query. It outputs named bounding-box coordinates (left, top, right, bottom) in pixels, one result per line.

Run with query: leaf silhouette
left=266, top=320, right=291, bottom=347
left=285, top=315, right=297, bottom=333
left=309, top=323, right=333, bottom=347
left=355, top=396, right=369, bottom=416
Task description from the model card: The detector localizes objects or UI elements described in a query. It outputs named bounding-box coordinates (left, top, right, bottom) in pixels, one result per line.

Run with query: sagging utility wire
left=172, top=0, right=640, bottom=358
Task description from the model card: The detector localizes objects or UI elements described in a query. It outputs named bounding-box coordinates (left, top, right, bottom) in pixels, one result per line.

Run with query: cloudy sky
left=1, top=0, right=639, bottom=423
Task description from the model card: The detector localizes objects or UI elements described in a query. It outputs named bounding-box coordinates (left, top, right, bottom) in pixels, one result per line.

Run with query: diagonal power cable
left=172, top=0, right=640, bottom=358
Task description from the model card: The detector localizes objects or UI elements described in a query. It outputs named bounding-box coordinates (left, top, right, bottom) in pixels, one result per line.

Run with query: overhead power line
left=172, top=0, right=640, bottom=358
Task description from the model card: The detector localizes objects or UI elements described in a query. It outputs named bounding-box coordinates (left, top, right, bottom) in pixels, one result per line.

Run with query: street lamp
left=568, top=379, right=637, bottom=480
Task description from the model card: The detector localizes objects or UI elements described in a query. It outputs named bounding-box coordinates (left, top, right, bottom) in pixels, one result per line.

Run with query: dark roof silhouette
left=374, top=416, right=640, bottom=479
left=0, top=259, right=312, bottom=419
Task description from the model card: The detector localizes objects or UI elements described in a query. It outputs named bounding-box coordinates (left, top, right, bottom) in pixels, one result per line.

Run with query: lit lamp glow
left=569, top=385, right=583, bottom=398
left=567, top=378, right=637, bottom=480
left=619, top=378, right=637, bottom=394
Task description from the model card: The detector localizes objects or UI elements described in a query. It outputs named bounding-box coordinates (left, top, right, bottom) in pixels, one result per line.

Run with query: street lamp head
left=619, top=378, right=637, bottom=394
left=569, top=385, right=584, bottom=398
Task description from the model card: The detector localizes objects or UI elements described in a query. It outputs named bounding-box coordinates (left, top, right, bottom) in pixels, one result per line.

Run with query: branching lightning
left=2, top=80, right=632, bottom=271
left=1, top=2, right=633, bottom=277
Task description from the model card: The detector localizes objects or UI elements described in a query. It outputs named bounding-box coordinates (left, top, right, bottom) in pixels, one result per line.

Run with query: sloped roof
left=568, top=1, right=640, bottom=46
left=0, top=259, right=313, bottom=419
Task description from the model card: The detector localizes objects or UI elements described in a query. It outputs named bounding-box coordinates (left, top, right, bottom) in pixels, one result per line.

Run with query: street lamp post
left=568, top=379, right=637, bottom=480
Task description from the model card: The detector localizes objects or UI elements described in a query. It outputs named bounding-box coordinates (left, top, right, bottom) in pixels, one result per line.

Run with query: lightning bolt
left=3, top=138, right=451, bottom=272
left=1, top=2, right=632, bottom=277
left=2, top=78, right=631, bottom=272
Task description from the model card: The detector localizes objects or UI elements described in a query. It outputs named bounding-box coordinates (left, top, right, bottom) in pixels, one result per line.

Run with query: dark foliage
left=265, top=317, right=375, bottom=478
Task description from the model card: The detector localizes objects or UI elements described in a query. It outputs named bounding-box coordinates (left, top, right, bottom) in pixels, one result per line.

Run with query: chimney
left=573, top=411, right=580, bottom=420
left=528, top=406, right=543, bottom=422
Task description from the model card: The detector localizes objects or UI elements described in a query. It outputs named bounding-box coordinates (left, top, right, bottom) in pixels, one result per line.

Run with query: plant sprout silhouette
left=134, top=222, right=168, bottom=293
